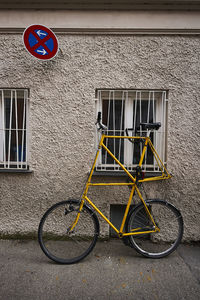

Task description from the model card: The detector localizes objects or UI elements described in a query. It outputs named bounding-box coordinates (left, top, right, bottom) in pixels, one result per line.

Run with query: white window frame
left=95, top=89, right=168, bottom=173
left=0, top=89, right=29, bottom=170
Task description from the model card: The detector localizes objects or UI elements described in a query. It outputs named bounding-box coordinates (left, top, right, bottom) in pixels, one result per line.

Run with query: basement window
left=110, top=204, right=135, bottom=237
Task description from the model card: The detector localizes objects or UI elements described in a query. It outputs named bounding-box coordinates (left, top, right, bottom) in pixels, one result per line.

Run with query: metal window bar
left=139, top=91, right=143, bottom=162
left=153, top=91, right=156, bottom=172
left=163, top=91, right=167, bottom=166
left=132, top=91, right=138, bottom=168
left=104, top=90, right=112, bottom=165
left=22, top=90, right=27, bottom=169
left=144, top=91, right=152, bottom=171
left=161, top=91, right=164, bottom=166
left=14, top=90, right=19, bottom=169
left=0, top=89, right=28, bottom=170
left=0, top=90, right=6, bottom=168
left=7, top=90, right=13, bottom=168
left=96, top=90, right=167, bottom=173
left=117, top=91, right=125, bottom=170
left=113, top=91, right=116, bottom=162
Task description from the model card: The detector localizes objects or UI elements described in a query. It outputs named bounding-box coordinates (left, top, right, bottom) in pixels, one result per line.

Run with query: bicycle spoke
left=128, top=200, right=183, bottom=258
left=38, top=200, right=99, bottom=264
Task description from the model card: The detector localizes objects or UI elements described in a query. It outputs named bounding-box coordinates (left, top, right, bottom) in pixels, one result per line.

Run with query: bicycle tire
left=127, top=199, right=183, bottom=258
left=38, top=200, right=100, bottom=264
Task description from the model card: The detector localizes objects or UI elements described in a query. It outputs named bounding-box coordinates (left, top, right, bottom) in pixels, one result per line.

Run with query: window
left=95, top=90, right=168, bottom=173
left=0, top=89, right=29, bottom=170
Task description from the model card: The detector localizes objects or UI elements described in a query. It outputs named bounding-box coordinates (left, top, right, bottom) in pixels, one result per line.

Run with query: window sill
left=93, top=170, right=162, bottom=178
left=0, top=169, right=33, bottom=174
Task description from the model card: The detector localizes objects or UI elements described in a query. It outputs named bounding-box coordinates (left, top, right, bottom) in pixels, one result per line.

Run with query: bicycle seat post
left=146, top=129, right=152, bottom=138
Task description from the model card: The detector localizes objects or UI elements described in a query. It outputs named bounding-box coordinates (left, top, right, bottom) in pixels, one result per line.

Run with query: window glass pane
left=102, top=97, right=125, bottom=165
left=132, top=99, right=154, bottom=165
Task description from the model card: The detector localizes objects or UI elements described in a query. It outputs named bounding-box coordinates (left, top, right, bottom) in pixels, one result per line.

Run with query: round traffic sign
left=23, top=24, right=59, bottom=60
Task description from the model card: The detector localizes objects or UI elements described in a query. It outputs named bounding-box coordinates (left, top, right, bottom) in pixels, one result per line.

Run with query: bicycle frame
left=71, top=133, right=171, bottom=238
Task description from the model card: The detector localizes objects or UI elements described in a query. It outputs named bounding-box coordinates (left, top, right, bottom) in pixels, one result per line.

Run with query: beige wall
left=0, top=10, right=199, bottom=240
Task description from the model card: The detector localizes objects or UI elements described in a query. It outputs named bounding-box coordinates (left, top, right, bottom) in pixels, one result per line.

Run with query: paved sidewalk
left=0, top=239, right=199, bottom=300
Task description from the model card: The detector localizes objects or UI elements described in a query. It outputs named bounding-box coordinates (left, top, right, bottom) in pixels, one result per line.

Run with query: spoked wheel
left=127, top=199, right=183, bottom=258
left=38, top=200, right=99, bottom=264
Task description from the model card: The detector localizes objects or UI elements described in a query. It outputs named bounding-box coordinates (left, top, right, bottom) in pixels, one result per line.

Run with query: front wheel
left=38, top=200, right=100, bottom=264
left=127, top=199, right=183, bottom=258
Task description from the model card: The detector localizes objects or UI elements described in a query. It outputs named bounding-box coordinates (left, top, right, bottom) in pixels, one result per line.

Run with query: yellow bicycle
left=38, top=112, right=183, bottom=264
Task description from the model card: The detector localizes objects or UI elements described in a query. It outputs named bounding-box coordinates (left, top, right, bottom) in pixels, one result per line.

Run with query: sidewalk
left=0, top=239, right=199, bottom=300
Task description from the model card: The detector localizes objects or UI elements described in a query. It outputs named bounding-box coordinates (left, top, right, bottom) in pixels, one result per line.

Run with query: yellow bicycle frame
left=70, top=133, right=171, bottom=238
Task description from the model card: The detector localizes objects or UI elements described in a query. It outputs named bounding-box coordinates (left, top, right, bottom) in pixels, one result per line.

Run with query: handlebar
left=97, top=112, right=101, bottom=124
left=96, top=112, right=107, bottom=131
left=96, top=112, right=161, bottom=134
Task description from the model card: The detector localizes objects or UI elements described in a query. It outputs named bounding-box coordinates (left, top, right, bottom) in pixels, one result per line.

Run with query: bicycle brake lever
left=97, top=123, right=107, bottom=131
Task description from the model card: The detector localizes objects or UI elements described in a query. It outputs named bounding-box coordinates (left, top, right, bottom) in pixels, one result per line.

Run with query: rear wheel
left=127, top=199, right=183, bottom=258
left=38, top=200, right=99, bottom=264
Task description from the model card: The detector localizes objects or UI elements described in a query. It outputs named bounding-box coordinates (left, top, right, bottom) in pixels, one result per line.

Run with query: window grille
left=0, top=89, right=29, bottom=170
left=95, top=90, right=168, bottom=173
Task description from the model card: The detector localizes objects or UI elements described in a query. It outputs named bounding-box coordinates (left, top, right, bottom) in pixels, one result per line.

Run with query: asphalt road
left=0, top=239, right=199, bottom=300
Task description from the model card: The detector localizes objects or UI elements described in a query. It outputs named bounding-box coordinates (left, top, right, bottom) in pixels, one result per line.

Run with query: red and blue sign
left=23, top=24, right=59, bottom=60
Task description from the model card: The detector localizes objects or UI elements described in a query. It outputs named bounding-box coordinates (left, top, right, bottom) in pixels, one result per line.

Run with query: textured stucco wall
left=0, top=34, right=199, bottom=240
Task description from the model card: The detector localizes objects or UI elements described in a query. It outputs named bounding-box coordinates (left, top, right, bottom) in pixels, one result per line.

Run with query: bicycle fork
left=66, top=200, right=85, bottom=233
